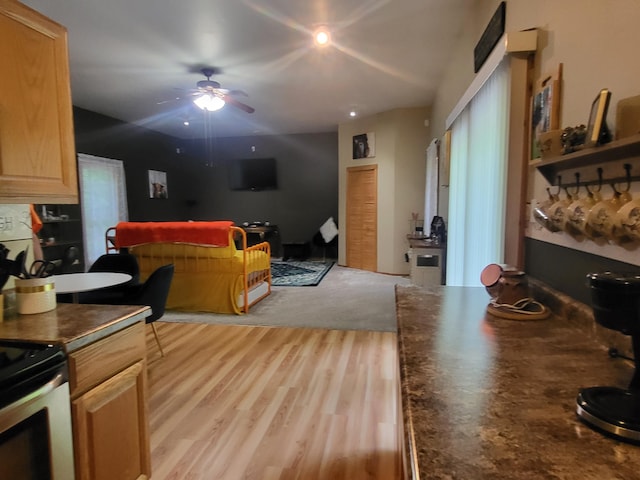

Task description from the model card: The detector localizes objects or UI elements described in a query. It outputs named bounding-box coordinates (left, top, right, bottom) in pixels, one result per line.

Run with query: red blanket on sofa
left=115, top=221, right=234, bottom=248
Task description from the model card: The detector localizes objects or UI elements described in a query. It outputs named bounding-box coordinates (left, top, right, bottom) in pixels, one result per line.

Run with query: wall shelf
left=534, top=133, right=640, bottom=187
left=36, top=204, right=84, bottom=273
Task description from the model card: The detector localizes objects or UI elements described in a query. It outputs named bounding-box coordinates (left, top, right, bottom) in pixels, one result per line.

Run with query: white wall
left=338, top=107, right=430, bottom=274
left=430, top=0, right=640, bottom=265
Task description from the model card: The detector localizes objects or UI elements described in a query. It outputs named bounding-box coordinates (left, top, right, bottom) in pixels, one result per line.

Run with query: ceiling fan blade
left=223, top=95, right=255, bottom=113
left=227, top=89, right=249, bottom=97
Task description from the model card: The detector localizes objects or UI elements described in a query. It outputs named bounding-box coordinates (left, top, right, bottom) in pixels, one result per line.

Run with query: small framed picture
left=530, top=64, right=562, bottom=161
left=352, top=132, right=376, bottom=159
left=149, top=170, right=168, bottom=199
left=584, top=88, right=612, bottom=147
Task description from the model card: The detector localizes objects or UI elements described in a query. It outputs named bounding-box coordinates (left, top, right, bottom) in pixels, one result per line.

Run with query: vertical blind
left=78, top=154, right=128, bottom=267
left=446, top=59, right=509, bottom=286
left=424, top=138, right=439, bottom=225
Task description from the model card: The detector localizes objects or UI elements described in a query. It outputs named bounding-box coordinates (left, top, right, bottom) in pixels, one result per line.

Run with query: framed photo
left=352, top=132, right=376, bottom=159
left=530, top=64, right=562, bottom=160
left=584, top=88, right=612, bottom=147
left=149, top=170, right=168, bottom=199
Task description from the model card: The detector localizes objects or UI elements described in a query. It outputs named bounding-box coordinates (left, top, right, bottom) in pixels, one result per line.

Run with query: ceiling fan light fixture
left=194, top=93, right=225, bottom=112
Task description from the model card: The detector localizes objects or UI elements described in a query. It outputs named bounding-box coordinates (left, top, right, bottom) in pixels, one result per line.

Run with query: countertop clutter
left=396, top=285, right=640, bottom=480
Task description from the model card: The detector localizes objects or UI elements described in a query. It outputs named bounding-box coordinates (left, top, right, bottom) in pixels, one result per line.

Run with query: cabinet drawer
left=69, top=322, right=145, bottom=398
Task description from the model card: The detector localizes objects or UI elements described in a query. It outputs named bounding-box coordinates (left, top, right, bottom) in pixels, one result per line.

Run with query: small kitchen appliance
left=577, top=272, right=640, bottom=442
left=430, top=216, right=446, bottom=244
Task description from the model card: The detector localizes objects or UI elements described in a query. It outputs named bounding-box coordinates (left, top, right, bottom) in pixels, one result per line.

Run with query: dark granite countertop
left=396, top=285, right=640, bottom=480
left=0, top=303, right=150, bottom=352
left=407, top=237, right=446, bottom=250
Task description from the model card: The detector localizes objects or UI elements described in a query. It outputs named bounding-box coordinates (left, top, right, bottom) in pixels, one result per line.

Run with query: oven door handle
left=4, top=373, right=65, bottom=412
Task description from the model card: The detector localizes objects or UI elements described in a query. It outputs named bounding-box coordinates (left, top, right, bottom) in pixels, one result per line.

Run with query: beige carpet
left=160, top=264, right=410, bottom=332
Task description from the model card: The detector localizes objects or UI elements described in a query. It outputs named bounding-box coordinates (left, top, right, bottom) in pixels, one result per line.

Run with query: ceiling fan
left=163, top=67, right=255, bottom=114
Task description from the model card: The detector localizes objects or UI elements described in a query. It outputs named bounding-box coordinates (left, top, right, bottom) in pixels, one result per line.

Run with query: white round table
left=53, top=272, right=132, bottom=303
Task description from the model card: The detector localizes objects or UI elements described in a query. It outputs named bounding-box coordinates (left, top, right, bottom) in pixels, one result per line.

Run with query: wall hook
left=571, top=172, right=581, bottom=196
left=623, top=163, right=632, bottom=192
left=611, top=181, right=620, bottom=195
left=612, top=164, right=632, bottom=195
left=586, top=168, right=603, bottom=196
left=553, top=175, right=562, bottom=197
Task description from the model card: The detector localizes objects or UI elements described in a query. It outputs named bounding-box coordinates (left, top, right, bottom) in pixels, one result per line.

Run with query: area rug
left=270, top=260, right=334, bottom=286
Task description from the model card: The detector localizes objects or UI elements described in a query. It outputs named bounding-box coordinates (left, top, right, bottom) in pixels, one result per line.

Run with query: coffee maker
left=577, top=272, right=640, bottom=442
left=430, top=216, right=446, bottom=244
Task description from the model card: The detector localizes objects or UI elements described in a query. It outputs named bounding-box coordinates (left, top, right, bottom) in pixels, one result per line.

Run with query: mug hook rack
left=561, top=163, right=636, bottom=189
left=534, top=135, right=640, bottom=188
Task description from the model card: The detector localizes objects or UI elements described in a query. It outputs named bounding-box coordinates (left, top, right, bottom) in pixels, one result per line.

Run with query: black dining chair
left=103, top=264, right=174, bottom=357
left=89, top=252, right=140, bottom=284
left=60, top=253, right=142, bottom=304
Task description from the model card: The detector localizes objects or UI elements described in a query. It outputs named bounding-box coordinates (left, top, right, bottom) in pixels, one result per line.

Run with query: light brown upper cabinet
left=0, top=0, right=78, bottom=204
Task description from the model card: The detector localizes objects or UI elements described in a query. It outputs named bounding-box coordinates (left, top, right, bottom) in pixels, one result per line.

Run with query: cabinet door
left=0, top=1, right=78, bottom=204
left=72, top=361, right=151, bottom=480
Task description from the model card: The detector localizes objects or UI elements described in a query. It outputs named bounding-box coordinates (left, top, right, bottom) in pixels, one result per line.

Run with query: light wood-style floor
left=146, top=322, right=402, bottom=480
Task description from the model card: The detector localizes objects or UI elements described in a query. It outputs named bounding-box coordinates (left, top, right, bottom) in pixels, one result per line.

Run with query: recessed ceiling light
left=349, top=111, right=357, bottom=117
left=183, top=121, right=190, bottom=126
left=313, top=26, right=331, bottom=47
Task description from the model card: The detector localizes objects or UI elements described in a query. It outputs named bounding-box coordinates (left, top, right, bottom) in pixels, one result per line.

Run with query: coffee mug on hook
left=548, top=181, right=574, bottom=233
left=587, top=175, right=632, bottom=240
left=566, top=174, right=601, bottom=237
left=533, top=187, right=561, bottom=232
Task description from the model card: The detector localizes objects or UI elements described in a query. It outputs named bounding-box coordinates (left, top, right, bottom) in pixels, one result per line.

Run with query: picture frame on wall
left=584, top=88, right=612, bottom=147
left=530, top=63, right=562, bottom=161
left=352, top=132, right=376, bottom=159
left=149, top=169, right=168, bottom=199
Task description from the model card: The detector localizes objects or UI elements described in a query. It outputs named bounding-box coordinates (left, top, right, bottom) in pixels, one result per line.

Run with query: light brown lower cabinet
left=68, top=322, right=151, bottom=480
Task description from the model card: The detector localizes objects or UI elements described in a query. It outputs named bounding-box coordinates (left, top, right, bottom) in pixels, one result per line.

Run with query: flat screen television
left=228, top=157, right=278, bottom=191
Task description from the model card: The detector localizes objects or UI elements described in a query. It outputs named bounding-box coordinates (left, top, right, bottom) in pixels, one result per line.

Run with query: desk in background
left=241, top=224, right=281, bottom=257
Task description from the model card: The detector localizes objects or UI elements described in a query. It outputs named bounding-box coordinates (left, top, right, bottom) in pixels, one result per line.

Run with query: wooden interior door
left=346, top=165, right=377, bottom=272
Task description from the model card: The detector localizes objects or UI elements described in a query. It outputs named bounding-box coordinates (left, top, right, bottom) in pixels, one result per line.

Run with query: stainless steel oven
left=0, top=341, right=75, bottom=480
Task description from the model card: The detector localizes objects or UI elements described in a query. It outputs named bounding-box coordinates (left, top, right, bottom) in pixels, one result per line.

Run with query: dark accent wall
left=73, top=107, right=191, bottom=221
left=524, top=238, right=640, bottom=305
left=72, top=107, right=338, bottom=256
left=180, top=133, right=338, bottom=252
